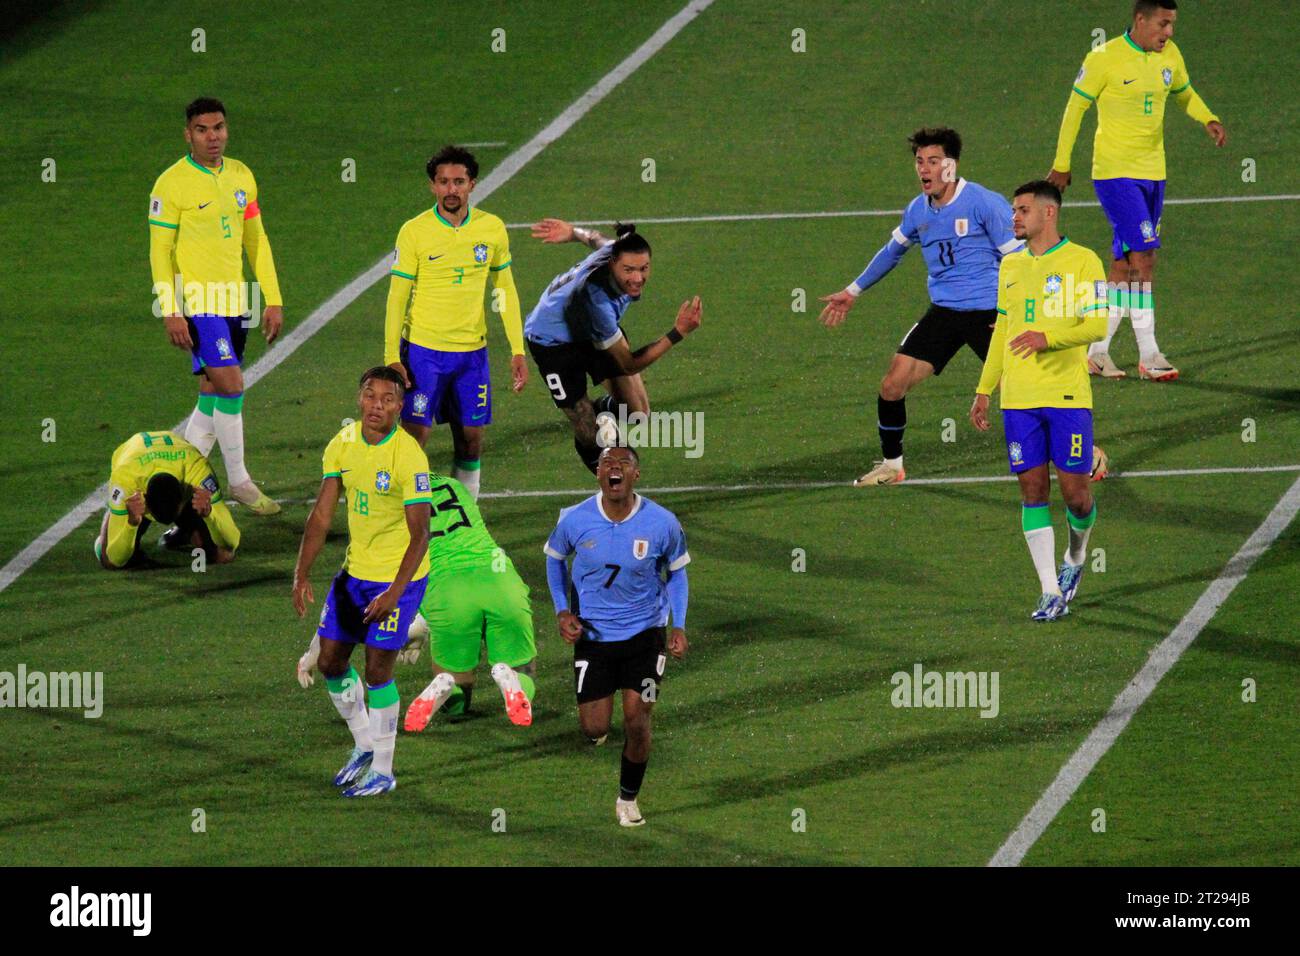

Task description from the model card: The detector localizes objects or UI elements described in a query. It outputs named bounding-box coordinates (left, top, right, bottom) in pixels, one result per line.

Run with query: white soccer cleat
left=853, top=460, right=905, bottom=487
left=595, top=411, right=620, bottom=449
left=490, top=662, right=532, bottom=726
left=616, top=797, right=645, bottom=827
left=1138, top=353, right=1179, bottom=382
left=296, top=635, right=321, bottom=688
left=404, top=672, right=457, bottom=732
left=397, top=612, right=429, bottom=665
left=1087, top=352, right=1127, bottom=378
left=230, top=480, right=281, bottom=515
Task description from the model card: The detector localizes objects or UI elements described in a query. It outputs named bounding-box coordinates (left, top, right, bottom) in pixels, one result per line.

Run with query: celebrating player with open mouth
left=543, top=447, right=690, bottom=826
left=970, top=182, right=1108, bottom=622
left=525, top=220, right=702, bottom=473
left=292, top=368, right=433, bottom=797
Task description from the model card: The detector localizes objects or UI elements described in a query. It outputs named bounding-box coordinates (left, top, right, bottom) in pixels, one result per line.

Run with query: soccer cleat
left=1138, top=353, right=1179, bottom=382
left=158, top=526, right=190, bottom=552
left=404, top=673, right=456, bottom=732
left=587, top=734, right=608, bottom=746
left=341, top=769, right=396, bottom=798
left=595, top=411, right=620, bottom=449
left=1090, top=445, right=1109, bottom=482
left=853, top=461, right=905, bottom=487
left=1087, top=352, right=1127, bottom=378
left=333, top=747, right=373, bottom=787
left=1031, top=592, right=1069, bottom=622
left=615, top=798, right=645, bottom=827
left=503, top=690, right=533, bottom=727
left=1058, top=562, right=1086, bottom=605
left=230, top=480, right=282, bottom=515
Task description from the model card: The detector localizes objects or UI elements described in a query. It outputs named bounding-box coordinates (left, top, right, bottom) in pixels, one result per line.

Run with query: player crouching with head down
left=970, top=182, right=1106, bottom=622
left=96, top=430, right=240, bottom=570
left=544, top=446, right=690, bottom=827
left=291, top=367, right=433, bottom=797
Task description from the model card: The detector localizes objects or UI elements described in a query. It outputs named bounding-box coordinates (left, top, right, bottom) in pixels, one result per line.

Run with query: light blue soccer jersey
left=523, top=246, right=638, bottom=348
left=854, top=178, right=1022, bottom=310
left=543, top=493, right=690, bottom=642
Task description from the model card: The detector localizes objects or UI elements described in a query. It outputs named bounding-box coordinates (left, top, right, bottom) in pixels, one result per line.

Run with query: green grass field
left=1, top=0, right=1297, bottom=866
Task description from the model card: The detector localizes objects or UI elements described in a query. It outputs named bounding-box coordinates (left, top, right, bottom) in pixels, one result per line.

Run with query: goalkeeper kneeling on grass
left=298, top=471, right=536, bottom=727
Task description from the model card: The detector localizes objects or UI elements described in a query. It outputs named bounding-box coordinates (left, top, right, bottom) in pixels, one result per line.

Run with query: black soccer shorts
left=897, top=304, right=998, bottom=374
left=528, top=337, right=624, bottom=410
left=572, top=626, right=667, bottom=704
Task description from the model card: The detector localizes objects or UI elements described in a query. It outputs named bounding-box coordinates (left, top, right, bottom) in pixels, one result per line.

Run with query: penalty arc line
left=988, top=470, right=1300, bottom=867
left=0, top=0, right=717, bottom=596
left=504, top=193, right=1300, bottom=230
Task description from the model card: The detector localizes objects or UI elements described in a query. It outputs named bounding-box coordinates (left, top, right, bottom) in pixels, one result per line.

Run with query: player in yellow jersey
left=95, top=430, right=240, bottom=570
left=970, top=182, right=1108, bottom=622
left=149, top=98, right=285, bottom=516
left=1048, top=1, right=1226, bottom=381
left=292, top=367, right=432, bottom=797
left=384, top=146, right=528, bottom=500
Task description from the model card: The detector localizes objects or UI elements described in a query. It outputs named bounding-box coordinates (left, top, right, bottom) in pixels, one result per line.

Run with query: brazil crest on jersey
left=321, top=423, right=433, bottom=582
left=544, top=493, right=689, bottom=642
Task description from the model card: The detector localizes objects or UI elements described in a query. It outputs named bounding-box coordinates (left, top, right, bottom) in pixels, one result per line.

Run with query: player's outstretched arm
left=292, top=476, right=341, bottom=616
left=820, top=234, right=910, bottom=327
left=607, top=296, right=702, bottom=375
left=531, top=218, right=610, bottom=249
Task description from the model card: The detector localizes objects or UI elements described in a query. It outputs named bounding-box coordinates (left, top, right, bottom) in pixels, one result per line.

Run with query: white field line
left=990, top=471, right=1300, bottom=867
left=232, top=464, right=1300, bottom=509
left=0, top=0, right=715, bottom=596
left=504, top=193, right=1300, bottom=230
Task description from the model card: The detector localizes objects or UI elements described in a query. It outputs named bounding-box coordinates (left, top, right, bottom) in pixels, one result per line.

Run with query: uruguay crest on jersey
left=954, top=218, right=969, bottom=237
left=633, top=538, right=650, bottom=560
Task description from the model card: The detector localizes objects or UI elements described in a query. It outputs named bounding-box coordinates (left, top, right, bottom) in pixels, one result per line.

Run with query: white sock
left=490, top=662, right=522, bottom=700
left=185, top=403, right=217, bottom=457
left=1133, top=308, right=1159, bottom=360
left=453, top=461, right=481, bottom=498
left=884, top=456, right=903, bottom=470
left=1024, top=526, right=1060, bottom=595
left=416, top=671, right=457, bottom=709
left=1090, top=309, right=1125, bottom=356
left=328, top=672, right=373, bottom=751
left=368, top=696, right=399, bottom=777
left=213, top=395, right=251, bottom=487
left=1065, top=504, right=1096, bottom=567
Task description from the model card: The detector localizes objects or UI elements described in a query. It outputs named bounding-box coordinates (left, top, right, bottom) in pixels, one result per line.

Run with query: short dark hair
left=359, top=365, right=407, bottom=396
left=610, top=222, right=651, bottom=260
left=186, top=98, right=226, bottom=122
left=426, top=145, right=479, bottom=181
left=1013, top=180, right=1063, bottom=206
left=599, top=445, right=640, bottom=467
left=909, top=127, right=962, bottom=161
left=145, top=473, right=188, bottom=525
left=1134, top=0, right=1176, bottom=16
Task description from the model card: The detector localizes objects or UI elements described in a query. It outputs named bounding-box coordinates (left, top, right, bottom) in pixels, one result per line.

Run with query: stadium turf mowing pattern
left=1, top=1, right=1296, bottom=865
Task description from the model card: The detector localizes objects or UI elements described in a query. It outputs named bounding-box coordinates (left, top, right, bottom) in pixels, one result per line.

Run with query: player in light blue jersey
left=819, top=128, right=1024, bottom=487
left=543, top=446, right=690, bottom=827
left=525, top=219, right=701, bottom=474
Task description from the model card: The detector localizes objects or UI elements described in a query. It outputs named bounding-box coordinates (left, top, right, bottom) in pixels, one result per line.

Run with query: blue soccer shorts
left=1002, top=407, right=1093, bottom=475
left=1093, top=178, right=1165, bottom=261
left=399, top=341, right=492, bottom=427
left=317, top=571, right=428, bottom=651
left=187, top=314, right=248, bottom=374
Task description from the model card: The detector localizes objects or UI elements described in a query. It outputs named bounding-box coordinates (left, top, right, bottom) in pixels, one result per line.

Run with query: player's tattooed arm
left=292, top=476, right=342, bottom=617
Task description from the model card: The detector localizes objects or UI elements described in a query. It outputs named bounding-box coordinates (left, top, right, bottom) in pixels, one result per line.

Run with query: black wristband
left=666, top=327, right=683, bottom=345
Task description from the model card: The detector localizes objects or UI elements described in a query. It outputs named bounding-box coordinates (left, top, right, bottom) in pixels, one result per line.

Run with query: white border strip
left=504, top=193, right=1300, bottom=230
left=0, top=0, right=716, bottom=595
left=989, top=472, right=1300, bottom=867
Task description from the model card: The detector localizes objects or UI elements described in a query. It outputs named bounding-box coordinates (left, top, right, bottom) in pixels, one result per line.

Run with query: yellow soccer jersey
left=148, top=155, right=283, bottom=316
left=1053, top=33, right=1218, bottom=181
left=385, top=205, right=523, bottom=361
left=322, top=424, right=433, bottom=582
left=104, top=430, right=240, bottom=564
left=976, top=238, right=1109, bottom=410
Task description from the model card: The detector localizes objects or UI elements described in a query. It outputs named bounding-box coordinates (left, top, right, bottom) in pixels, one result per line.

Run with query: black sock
left=878, top=395, right=906, bottom=460
left=592, top=393, right=618, bottom=417
left=460, top=686, right=473, bottom=712
left=574, top=436, right=601, bottom=474
left=619, top=752, right=648, bottom=800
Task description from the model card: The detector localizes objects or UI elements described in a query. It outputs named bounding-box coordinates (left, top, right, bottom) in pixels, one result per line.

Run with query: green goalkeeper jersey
left=426, top=475, right=507, bottom=575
